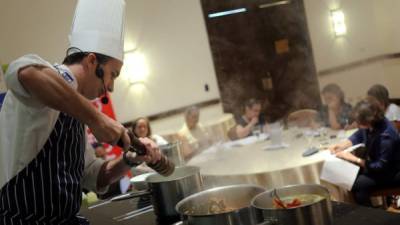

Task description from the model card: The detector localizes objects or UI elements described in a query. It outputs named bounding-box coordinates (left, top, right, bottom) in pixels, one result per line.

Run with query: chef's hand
left=90, top=113, right=131, bottom=150
left=125, top=137, right=162, bottom=164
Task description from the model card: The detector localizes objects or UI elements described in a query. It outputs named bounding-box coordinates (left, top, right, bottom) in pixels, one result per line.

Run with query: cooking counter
left=80, top=198, right=400, bottom=225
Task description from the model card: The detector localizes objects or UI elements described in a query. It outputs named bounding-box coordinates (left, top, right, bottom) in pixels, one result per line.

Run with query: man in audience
left=178, top=106, right=212, bottom=159
left=234, top=98, right=266, bottom=139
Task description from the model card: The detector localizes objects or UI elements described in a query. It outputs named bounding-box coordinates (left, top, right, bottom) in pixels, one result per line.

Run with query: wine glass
left=303, top=128, right=315, bottom=150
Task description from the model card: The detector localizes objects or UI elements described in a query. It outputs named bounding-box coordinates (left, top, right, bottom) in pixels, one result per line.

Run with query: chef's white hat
left=68, top=0, right=126, bottom=62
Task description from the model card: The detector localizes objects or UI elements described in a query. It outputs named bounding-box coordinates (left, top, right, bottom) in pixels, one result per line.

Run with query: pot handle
left=111, top=190, right=152, bottom=201
left=88, top=190, right=151, bottom=210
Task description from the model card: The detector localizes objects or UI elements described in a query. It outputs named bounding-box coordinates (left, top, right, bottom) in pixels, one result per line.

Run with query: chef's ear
left=86, top=53, right=97, bottom=66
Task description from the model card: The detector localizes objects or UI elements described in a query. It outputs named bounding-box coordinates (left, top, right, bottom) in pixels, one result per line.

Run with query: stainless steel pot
left=160, top=141, right=184, bottom=166
left=147, top=165, right=203, bottom=223
left=251, top=184, right=332, bottom=225
left=175, top=184, right=266, bottom=225
left=95, top=166, right=203, bottom=223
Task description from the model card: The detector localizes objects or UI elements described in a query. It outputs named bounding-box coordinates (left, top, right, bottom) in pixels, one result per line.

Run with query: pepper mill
left=117, top=131, right=175, bottom=176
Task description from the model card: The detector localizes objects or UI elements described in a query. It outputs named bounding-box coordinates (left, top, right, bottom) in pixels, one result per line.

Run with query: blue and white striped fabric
left=0, top=68, right=5, bottom=111
left=0, top=93, right=5, bottom=111
left=0, top=112, right=86, bottom=225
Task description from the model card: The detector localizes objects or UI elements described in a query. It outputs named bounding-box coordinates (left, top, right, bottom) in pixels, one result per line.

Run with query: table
left=186, top=129, right=354, bottom=201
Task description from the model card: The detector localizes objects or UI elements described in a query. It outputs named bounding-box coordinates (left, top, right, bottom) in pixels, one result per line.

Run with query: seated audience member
left=132, top=117, right=168, bottom=146
left=178, top=106, right=212, bottom=158
left=287, top=109, right=319, bottom=128
left=319, top=83, right=353, bottom=130
left=367, top=84, right=400, bottom=121
left=131, top=117, right=168, bottom=174
left=329, top=99, right=400, bottom=207
left=234, top=98, right=266, bottom=139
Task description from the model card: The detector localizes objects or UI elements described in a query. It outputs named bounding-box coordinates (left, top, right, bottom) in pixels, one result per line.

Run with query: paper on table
left=319, top=144, right=364, bottom=191
left=224, top=133, right=269, bottom=148
left=343, top=143, right=365, bottom=153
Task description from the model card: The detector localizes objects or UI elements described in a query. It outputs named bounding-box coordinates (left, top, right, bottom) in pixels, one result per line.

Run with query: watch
left=122, top=151, right=142, bottom=167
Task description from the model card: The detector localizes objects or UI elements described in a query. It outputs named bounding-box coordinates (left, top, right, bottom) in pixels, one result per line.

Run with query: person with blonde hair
left=178, top=106, right=212, bottom=159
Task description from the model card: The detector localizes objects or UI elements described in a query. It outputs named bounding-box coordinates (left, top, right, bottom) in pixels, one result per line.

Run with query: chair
left=287, top=109, right=319, bottom=128
left=370, top=187, right=400, bottom=208
left=391, top=121, right=400, bottom=133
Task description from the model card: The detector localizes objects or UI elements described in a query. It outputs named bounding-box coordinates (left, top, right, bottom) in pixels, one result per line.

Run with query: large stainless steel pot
left=251, top=184, right=332, bottom=225
left=175, top=184, right=266, bottom=225
left=147, top=165, right=203, bottom=223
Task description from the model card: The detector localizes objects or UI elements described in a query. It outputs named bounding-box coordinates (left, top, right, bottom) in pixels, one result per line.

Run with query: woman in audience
left=329, top=98, right=400, bottom=206
left=319, top=83, right=353, bottom=130
left=130, top=117, right=168, bottom=174
left=234, top=98, right=266, bottom=139
left=131, top=117, right=168, bottom=146
left=367, top=84, right=400, bottom=121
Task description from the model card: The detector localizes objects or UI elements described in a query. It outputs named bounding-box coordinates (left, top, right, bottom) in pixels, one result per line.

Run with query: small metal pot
left=251, top=184, right=332, bottom=225
left=147, top=165, right=203, bottom=223
left=176, top=184, right=266, bottom=225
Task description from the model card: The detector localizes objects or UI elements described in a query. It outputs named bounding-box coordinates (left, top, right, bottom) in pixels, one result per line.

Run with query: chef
left=0, top=0, right=161, bottom=224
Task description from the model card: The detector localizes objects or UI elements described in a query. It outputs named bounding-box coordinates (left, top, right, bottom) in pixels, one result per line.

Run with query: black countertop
left=80, top=198, right=400, bottom=225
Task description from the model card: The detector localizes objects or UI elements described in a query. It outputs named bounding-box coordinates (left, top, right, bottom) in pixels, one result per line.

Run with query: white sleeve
left=0, top=68, right=6, bottom=92
left=4, top=54, right=77, bottom=108
left=394, top=105, right=400, bottom=121
left=152, top=134, right=169, bottom=146
left=5, top=54, right=54, bottom=99
left=82, top=142, right=109, bottom=194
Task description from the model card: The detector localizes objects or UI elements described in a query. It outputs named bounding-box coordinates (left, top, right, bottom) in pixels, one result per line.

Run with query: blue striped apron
left=0, top=112, right=87, bottom=225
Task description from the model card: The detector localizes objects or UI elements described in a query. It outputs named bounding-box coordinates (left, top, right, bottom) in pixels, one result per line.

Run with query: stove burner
left=137, top=195, right=152, bottom=209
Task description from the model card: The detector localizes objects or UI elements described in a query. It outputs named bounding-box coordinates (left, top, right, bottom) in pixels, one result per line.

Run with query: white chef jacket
left=0, top=54, right=105, bottom=192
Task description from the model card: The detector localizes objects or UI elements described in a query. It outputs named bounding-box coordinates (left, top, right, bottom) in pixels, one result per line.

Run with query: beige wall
left=0, top=0, right=220, bottom=123
left=304, top=0, right=400, bottom=103
left=114, top=0, right=220, bottom=122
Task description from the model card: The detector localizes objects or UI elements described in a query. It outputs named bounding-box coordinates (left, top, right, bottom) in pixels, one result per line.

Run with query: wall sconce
left=330, top=9, right=347, bottom=37
left=121, top=51, right=149, bottom=84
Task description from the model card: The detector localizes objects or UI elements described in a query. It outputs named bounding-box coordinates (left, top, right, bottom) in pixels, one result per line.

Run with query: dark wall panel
left=201, top=0, right=321, bottom=121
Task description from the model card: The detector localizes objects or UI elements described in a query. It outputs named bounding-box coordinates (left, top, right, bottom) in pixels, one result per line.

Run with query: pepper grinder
left=117, top=131, right=175, bottom=176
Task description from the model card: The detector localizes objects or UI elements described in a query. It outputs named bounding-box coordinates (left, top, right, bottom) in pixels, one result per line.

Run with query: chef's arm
left=18, top=66, right=128, bottom=145
left=18, top=66, right=102, bottom=127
